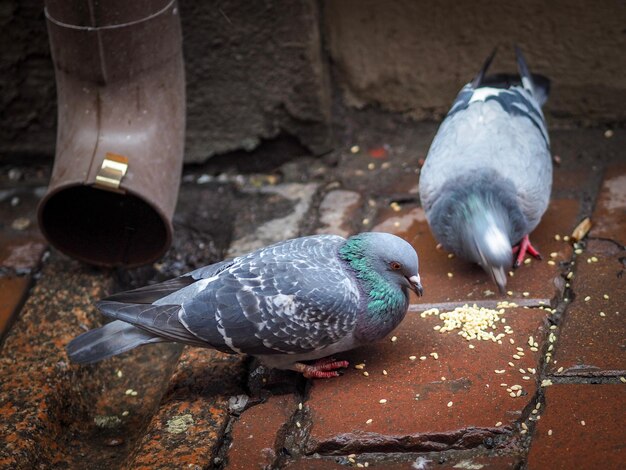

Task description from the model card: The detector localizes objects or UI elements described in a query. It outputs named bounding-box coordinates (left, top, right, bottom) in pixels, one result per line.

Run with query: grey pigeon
left=419, top=47, right=552, bottom=291
left=67, top=232, right=423, bottom=378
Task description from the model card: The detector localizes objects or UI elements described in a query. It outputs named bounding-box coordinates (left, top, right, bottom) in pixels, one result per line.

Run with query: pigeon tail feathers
left=471, top=47, right=498, bottom=89
left=66, top=320, right=165, bottom=364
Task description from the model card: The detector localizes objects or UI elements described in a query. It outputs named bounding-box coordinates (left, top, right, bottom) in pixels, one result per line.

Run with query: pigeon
left=419, top=47, right=552, bottom=292
left=66, top=232, right=423, bottom=378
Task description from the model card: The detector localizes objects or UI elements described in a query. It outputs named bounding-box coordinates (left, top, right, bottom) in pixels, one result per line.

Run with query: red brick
left=549, top=239, right=625, bottom=376
left=306, top=307, right=548, bottom=454
left=372, top=200, right=579, bottom=306
left=127, top=347, right=246, bottom=469
left=527, top=384, right=626, bottom=470
left=589, top=163, right=626, bottom=243
left=0, top=256, right=116, bottom=468
left=0, top=276, right=30, bottom=338
left=283, top=453, right=521, bottom=469
left=225, top=394, right=297, bottom=469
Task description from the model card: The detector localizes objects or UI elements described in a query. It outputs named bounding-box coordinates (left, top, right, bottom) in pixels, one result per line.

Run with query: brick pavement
left=0, top=128, right=624, bottom=469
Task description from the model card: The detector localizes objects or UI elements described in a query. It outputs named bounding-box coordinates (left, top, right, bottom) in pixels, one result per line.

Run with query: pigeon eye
left=390, top=261, right=402, bottom=271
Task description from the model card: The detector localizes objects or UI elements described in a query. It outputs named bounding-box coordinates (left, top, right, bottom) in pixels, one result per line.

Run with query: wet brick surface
left=283, top=452, right=522, bottom=469
left=127, top=348, right=246, bottom=469
left=527, top=384, right=626, bottom=470
left=589, top=163, right=626, bottom=243
left=548, top=239, right=625, bottom=376
left=0, top=255, right=115, bottom=468
left=0, top=276, right=30, bottom=340
left=225, top=394, right=297, bottom=469
left=306, top=307, right=548, bottom=454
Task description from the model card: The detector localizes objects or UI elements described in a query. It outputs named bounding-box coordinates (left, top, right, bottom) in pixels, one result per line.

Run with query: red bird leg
left=293, top=358, right=350, bottom=379
left=512, top=234, right=542, bottom=268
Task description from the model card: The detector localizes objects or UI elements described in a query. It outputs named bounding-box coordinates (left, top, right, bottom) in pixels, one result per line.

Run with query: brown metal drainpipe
left=38, top=0, right=185, bottom=267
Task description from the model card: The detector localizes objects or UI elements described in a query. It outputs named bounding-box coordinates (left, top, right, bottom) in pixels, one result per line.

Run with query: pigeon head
left=461, top=199, right=513, bottom=293
left=341, top=232, right=423, bottom=298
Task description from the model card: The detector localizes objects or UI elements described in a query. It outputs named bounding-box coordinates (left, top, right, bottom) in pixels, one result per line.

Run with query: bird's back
left=420, top=65, right=552, bottom=235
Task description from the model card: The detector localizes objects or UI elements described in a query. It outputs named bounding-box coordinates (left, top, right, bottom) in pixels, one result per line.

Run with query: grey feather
left=66, top=233, right=422, bottom=372
left=419, top=47, right=552, bottom=289
left=66, top=320, right=164, bottom=364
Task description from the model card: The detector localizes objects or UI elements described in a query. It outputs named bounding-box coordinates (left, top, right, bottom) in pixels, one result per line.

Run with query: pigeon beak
left=407, top=274, right=424, bottom=297
left=488, top=266, right=507, bottom=294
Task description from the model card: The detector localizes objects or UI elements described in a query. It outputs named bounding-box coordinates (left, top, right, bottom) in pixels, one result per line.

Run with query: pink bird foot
left=512, top=234, right=542, bottom=268
left=294, top=357, right=350, bottom=379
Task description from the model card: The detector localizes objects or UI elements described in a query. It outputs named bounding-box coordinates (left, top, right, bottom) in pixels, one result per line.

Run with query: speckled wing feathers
left=179, top=235, right=361, bottom=356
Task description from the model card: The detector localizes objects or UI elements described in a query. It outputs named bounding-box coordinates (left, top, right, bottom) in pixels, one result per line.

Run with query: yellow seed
left=363, top=371, right=369, bottom=377
left=379, top=399, right=387, bottom=404
left=521, top=429, right=527, bottom=435
left=495, top=369, right=506, bottom=374
left=366, top=418, right=373, bottom=424
left=495, top=421, right=503, bottom=426
left=519, top=368, right=526, bottom=374
left=548, top=429, right=553, bottom=436
left=522, top=292, right=530, bottom=297
left=447, top=401, right=453, bottom=407
left=382, top=370, right=388, bottom=375
left=510, top=392, right=516, bottom=397
left=508, top=362, right=515, bottom=367
left=298, top=402, right=303, bottom=410
left=469, top=344, right=475, bottom=349
left=547, top=260, right=556, bottom=266
left=567, top=272, right=574, bottom=280
left=522, top=422, right=528, bottom=430
left=409, top=356, right=417, bottom=361
left=367, top=163, right=375, bottom=170
left=447, top=253, right=455, bottom=259
left=619, top=377, right=626, bottom=383
left=350, top=145, right=360, bottom=153
left=581, top=420, right=586, bottom=426
left=603, top=294, right=609, bottom=300
left=554, top=234, right=561, bottom=241
left=447, top=272, right=454, bottom=278
left=541, top=379, right=553, bottom=387
left=557, top=366, right=564, bottom=373
left=507, top=291, right=513, bottom=296
left=420, top=356, right=427, bottom=360
left=522, top=376, right=531, bottom=380
left=513, top=354, right=521, bottom=360
left=355, top=363, right=366, bottom=370
left=391, top=336, right=398, bottom=342
left=296, top=421, right=301, bottom=428
left=575, top=248, right=583, bottom=255
left=524, top=258, right=531, bottom=265
left=584, top=296, right=591, bottom=302
left=549, top=252, right=558, bottom=258
left=390, top=201, right=401, bottom=212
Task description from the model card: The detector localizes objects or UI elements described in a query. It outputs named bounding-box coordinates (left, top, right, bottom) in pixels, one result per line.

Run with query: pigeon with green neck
left=66, top=232, right=423, bottom=379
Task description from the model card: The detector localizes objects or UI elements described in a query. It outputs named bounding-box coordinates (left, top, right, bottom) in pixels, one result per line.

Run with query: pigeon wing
left=179, top=235, right=361, bottom=356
